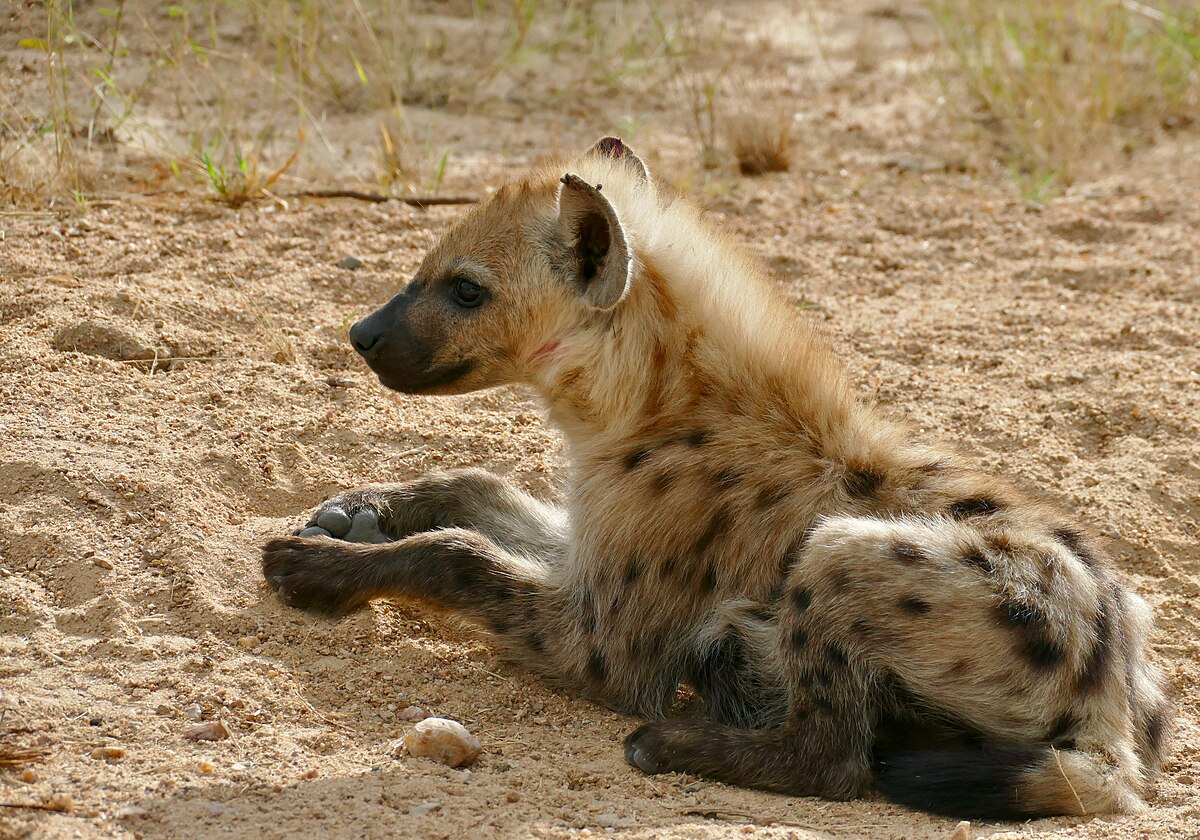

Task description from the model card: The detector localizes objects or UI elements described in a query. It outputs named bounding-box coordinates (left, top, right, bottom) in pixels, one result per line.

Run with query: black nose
left=349, top=319, right=382, bottom=356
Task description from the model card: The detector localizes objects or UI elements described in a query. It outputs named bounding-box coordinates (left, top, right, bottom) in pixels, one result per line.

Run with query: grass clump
left=727, top=104, right=793, bottom=175
left=929, top=0, right=1200, bottom=197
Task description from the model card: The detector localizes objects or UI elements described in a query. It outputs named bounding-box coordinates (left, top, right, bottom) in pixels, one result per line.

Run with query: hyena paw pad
left=292, top=497, right=391, bottom=544
left=261, top=537, right=368, bottom=616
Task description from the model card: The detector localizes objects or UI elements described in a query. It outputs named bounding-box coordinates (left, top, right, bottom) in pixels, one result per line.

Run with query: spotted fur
left=262, top=138, right=1171, bottom=819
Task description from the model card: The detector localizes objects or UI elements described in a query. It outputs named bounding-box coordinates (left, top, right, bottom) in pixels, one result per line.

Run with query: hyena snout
left=348, top=286, right=476, bottom=395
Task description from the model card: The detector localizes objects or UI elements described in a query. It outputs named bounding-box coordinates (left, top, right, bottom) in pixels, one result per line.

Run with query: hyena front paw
left=623, top=722, right=681, bottom=775
left=261, top=536, right=374, bottom=616
left=292, top=492, right=392, bottom=544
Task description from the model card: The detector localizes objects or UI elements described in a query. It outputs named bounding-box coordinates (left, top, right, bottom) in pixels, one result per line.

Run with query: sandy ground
left=2, top=2, right=1199, bottom=839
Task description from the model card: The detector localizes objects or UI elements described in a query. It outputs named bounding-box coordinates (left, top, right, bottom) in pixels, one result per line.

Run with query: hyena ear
left=557, top=174, right=633, bottom=311
left=589, top=136, right=650, bottom=183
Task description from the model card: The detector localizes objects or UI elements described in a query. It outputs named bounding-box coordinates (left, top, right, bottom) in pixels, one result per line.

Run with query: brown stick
left=280, top=190, right=479, bottom=207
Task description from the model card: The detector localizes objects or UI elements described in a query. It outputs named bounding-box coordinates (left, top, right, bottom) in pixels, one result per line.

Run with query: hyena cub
left=262, top=137, right=1170, bottom=818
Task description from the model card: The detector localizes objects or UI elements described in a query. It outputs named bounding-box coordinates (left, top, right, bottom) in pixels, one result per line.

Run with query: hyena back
left=262, top=137, right=1170, bottom=819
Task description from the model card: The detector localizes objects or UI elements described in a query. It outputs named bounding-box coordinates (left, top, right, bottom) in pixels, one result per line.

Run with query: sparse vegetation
left=929, top=0, right=1200, bottom=197
left=727, top=102, right=793, bottom=176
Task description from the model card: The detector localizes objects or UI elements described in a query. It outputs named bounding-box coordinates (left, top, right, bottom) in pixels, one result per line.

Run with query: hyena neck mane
left=527, top=169, right=890, bottom=469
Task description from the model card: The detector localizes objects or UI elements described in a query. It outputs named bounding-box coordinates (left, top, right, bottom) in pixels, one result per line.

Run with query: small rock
left=505, top=792, right=519, bottom=803
left=300, top=768, right=319, bottom=780
left=409, top=801, right=442, bottom=817
left=116, top=805, right=150, bottom=820
left=397, top=705, right=427, bottom=722
left=93, top=557, right=114, bottom=570
left=595, top=813, right=621, bottom=828
left=45, top=793, right=73, bottom=813
left=336, top=256, right=363, bottom=271
left=91, top=746, right=126, bottom=763
left=21, top=768, right=38, bottom=783
left=950, top=821, right=971, bottom=840
left=237, top=635, right=259, bottom=650
left=155, top=704, right=174, bottom=716
left=184, top=720, right=231, bottom=741
left=402, top=717, right=481, bottom=768
left=182, top=703, right=204, bottom=721
left=197, top=761, right=215, bottom=774
left=1179, top=774, right=1195, bottom=785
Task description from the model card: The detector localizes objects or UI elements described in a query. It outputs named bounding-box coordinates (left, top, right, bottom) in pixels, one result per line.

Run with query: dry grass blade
left=0, top=728, right=49, bottom=770
left=728, top=105, right=794, bottom=176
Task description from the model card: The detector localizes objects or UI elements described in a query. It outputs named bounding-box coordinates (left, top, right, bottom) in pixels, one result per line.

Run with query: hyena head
left=348, top=137, right=652, bottom=395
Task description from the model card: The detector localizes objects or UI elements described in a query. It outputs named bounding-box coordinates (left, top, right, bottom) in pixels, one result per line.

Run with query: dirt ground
left=2, top=2, right=1199, bottom=839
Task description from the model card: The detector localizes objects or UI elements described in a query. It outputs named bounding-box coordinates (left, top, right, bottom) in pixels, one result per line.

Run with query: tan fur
left=263, top=139, right=1171, bottom=818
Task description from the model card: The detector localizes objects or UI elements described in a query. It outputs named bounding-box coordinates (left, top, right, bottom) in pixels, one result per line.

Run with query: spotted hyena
left=262, top=137, right=1170, bottom=819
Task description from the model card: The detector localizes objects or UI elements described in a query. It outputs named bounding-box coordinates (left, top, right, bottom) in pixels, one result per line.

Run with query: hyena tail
left=875, top=743, right=1147, bottom=819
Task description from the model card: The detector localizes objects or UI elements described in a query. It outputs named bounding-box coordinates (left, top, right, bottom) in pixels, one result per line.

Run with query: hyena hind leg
left=293, top=468, right=567, bottom=557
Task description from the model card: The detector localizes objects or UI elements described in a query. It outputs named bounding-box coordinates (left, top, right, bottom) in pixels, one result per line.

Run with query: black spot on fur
left=693, top=508, right=729, bottom=555
left=830, top=570, right=852, bottom=592
left=685, top=430, right=709, bottom=447
left=1144, top=705, right=1170, bottom=764
left=749, top=606, right=775, bottom=623
left=1077, top=594, right=1118, bottom=693
left=892, top=543, right=925, bottom=564
left=825, top=643, right=850, bottom=668
left=580, top=590, right=597, bottom=634
left=812, top=693, right=837, bottom=715
left=851, top=619, right=873, bottom=638
left=651, top=471, right=675, bottom=494
left=1045, top=711, right=1077, bottom=747
left=962, top=549, right=996, bottom=574
left=755, top=485, right=791, bottom=508
left=625, top=449, right=652, bottom=470
left=845, top=467, right=885, bottom=499
left=1054, top=526, right=1101, bottom=571
left=624, top=559, right=642, bottom=586
left=489, top=614, right=510, bottom=634
left=526, top=629, right=546, bottom=653
left=791, top=627, right=808, bottom=649
left=792, top=587, right=812, bottom=613
left=996, top=600, right=1065, bottom=670
left=947, top=497, right=1002, bottom=519
left=700, top=562, right=718, bottom=592
left=900, top=596, right=931, bottom=616
left=712, top=468, right=742, bottom=487
left=661, top=555, right=678, bottom=579
left=587, top=648, right=608, bottom=682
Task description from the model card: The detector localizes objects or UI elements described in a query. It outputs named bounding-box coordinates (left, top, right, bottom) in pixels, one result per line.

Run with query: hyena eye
left=451, top=278, right=485, bottom=308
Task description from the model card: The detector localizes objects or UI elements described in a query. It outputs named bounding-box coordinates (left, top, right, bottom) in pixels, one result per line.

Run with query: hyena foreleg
left=290, top=467, right=567, bottom=558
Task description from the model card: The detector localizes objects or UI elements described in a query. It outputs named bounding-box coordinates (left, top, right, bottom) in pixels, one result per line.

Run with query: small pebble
left=91, top=746, right=126, bottom=762
left=116, top=805, right=150, bottom=819
left=237, top=635, right=259, bottom=650
left=336, top=256, right=363, bottom=270
left=409, top=801, right=441, bottom=817
left=20, top=769, right=38, bottom=783
left=184, top=720, right=231, bottom=741
left=300, top=768, right=319, bottom=780
left=397, top=705, right=427, bottom=721
left=950, top=821, right=971, bottom=840
left=182, top=703, right=203, bottom=721
left=402, top=717, right=481, bottom=768
left=197, top=761, right=215, bottom=773
left=505, top=792, right=519, bottom=803
left=46, top=793, right=73, bottom=813
left=316, top=507, right=353, bottom=537
left=93, top=557, right=114, bottom=570
left=1179, top=774, right=1195, bottom=785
